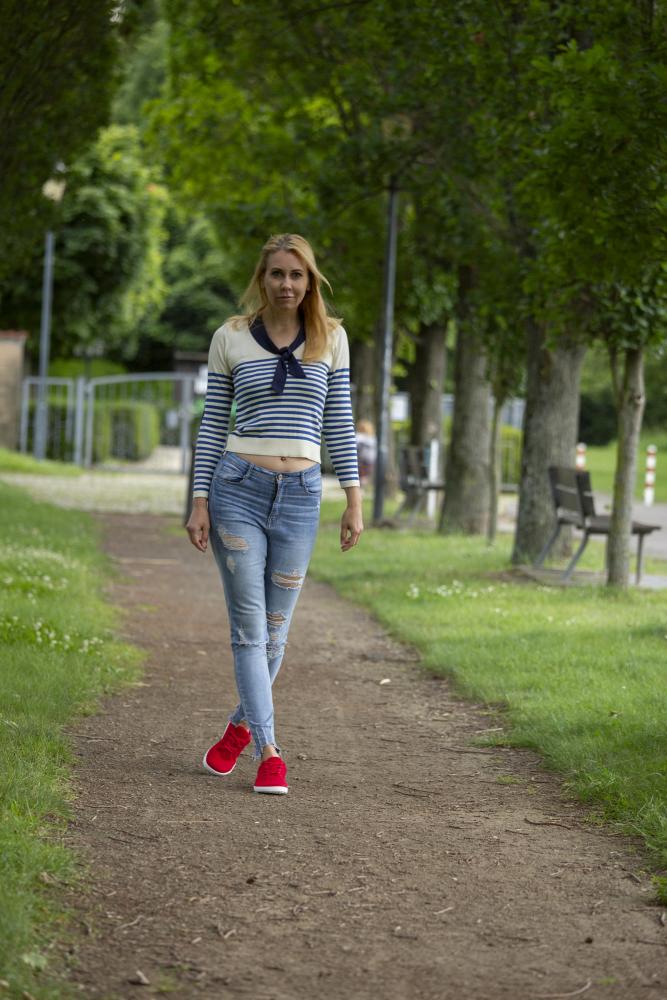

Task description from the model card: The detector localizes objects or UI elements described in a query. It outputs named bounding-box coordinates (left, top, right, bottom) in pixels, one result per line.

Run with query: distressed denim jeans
left=208, top=451, right=321, bottom=758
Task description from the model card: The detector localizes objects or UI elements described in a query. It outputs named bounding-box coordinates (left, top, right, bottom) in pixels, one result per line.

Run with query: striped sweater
left=192, top=318, right=360, bottom=498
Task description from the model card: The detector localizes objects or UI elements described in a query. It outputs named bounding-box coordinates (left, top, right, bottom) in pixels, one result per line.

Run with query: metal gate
left=21, top=372, right=198, bottom=474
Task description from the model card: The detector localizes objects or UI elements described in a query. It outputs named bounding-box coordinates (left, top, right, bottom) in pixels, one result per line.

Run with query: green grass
left=586, top=429, right=667, bottom=504
left=0, top=448, right=82, bottom=477
left=312, top=500, right=667, bottom=874
left=0, top=482, right=141, bottom=998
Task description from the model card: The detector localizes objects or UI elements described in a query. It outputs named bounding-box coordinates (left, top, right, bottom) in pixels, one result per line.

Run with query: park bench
left=396, top=444, right=445, bottom=524
left=534, top=466, right=660, bottom=584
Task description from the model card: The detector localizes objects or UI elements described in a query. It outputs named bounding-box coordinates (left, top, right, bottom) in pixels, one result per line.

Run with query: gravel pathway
left=54, top=513, right=665, bottom=999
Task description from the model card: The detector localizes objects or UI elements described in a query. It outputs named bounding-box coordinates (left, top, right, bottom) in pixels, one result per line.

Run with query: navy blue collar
left=249, top=317, right=307, bottom=394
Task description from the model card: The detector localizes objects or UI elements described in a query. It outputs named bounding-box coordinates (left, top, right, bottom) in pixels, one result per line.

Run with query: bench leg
left=534, top=523, right=562, bottom=568
left=636, top=534, right=646, bottom=586
left=562, top=532, right=589, bottom=581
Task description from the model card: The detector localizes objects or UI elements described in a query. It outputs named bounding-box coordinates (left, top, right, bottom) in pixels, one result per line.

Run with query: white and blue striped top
left=192, top=318, right=360, bottom=497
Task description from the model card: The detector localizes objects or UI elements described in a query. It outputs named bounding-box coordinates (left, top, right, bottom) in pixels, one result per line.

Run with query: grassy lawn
left=586, top=429, right=667, bottom=504
left=311, top=499, right=667, bottom=885
left=0, top=482, right=141, bottom=998
left=0, top=447, right=82, bottom=477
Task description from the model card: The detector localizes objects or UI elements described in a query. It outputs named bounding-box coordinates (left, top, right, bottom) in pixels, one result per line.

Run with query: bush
left=49, top=357, right=127, bottom=379
left=499, top=425, right=522, bottom=486
left=93, top=400, right=160, bottom=462
left=27, top=398, right=160, bottom=463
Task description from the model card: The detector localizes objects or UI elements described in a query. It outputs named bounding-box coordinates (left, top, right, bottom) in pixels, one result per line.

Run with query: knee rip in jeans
left=232, top=625, right=264, bottom=647
left=271, top=569, right=304, bottom=590
left=219, top=529, right=249, bottom=552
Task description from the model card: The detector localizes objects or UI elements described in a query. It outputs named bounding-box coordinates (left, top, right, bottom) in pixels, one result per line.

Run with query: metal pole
left=73, top=376, right=86, bottom=466
left=84, top=381, right=96, bottom=468
left=179, top=375, right=193, bottom=474
left=19, top=378, right=31, bottom=453
left=372, top=180, right=399, bottom=525
left=34, top=230, right=55, bottom=460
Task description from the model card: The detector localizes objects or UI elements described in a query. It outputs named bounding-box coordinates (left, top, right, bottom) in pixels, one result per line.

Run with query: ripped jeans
left=208, top=451, right=321, bottom=758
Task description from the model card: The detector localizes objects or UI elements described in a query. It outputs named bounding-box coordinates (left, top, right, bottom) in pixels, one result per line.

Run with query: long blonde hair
left=235, top=234, right=340, bottom=362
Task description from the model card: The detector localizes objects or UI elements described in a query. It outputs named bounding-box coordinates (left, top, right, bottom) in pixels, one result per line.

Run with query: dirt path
left=58, top=514, right=665, bottom=1000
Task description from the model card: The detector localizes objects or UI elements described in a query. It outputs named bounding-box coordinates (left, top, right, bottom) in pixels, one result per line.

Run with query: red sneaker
left=203, top=722, right=252, bottom=776
left=253, top=756, right=288, bottom=795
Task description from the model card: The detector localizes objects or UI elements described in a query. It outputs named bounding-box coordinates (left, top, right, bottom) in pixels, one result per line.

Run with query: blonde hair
left=234, top=234, right=340, bottom=362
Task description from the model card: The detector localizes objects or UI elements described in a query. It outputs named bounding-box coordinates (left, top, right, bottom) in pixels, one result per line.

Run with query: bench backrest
left=575, top=470, right=596, bottom=518
left=547, top=466, right=597, bottom=522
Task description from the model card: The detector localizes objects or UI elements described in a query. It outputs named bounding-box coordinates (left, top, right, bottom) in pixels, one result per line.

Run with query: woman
left=186, top=234, right=363, bottom=795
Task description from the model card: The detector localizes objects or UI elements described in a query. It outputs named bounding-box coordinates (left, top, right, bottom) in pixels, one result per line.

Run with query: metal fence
left=20, top=373, right=197, bottom=473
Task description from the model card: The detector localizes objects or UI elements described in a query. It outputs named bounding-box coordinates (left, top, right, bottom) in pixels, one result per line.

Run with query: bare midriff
left=235, top=452, right=318, bottom=473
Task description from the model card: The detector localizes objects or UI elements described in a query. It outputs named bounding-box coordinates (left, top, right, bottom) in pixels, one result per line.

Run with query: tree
left=0, top=0, right=119, bottom=282
left=523, top=2, right=667, bottom=584
left=133, top=209, right=237, bottom=369
left=1, top=126, right=168, bottom=364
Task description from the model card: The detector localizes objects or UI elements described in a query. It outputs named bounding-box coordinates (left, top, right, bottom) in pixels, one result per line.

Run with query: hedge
left=27, top=398, right=160, bottom=464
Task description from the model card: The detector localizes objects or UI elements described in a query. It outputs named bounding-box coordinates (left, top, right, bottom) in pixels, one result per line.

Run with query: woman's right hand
left=186, top=501, right=210, bottom=552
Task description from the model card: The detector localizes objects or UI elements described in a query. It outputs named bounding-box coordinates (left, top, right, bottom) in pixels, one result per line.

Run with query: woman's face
left=262, top=250, right=309, bottom=315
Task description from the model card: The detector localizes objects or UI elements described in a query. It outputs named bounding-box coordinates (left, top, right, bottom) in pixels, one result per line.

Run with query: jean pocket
left=216, top=454, right=251, bottom=484
left=302, top=472, right=322, bottom=496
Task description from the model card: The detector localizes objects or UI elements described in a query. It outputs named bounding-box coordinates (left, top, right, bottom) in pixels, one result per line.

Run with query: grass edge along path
left=0, top=447, right=83, bottom=478
left=0, top=482, right=142, bottom=999
left=311, top=500, right=667, bottom=899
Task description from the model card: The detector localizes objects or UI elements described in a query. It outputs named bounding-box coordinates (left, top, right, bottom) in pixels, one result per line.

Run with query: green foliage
left=133, top=210, right=237, bottom=368
left=24, top=397, right=160, bottom=464
left=653, top=875, right=667, bottom=906
left=579, top=388, right=617, bottom=446
left=0, top=0, right=119, bottom=284
left=1, top=125, right=168, bottom=365
left=310, top=518, right=667, bottom=869
left=0, top=482, right=140, bottom=997
left=91, top=400, right=160, bottom=463
left=49, top=358, right=127, bottom=379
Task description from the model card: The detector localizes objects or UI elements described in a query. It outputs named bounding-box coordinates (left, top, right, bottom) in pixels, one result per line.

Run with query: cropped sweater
left=192, top=317, right=360, bottom=498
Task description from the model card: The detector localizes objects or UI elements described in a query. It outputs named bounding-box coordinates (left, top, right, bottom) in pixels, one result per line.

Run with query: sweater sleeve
left=192, top=326, right=235, bottom=499
left=322, top=326, right=360, bottom=488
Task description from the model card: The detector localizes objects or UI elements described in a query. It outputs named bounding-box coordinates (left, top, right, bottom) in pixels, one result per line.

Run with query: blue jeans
left=208, top=452, right=321, bottom=758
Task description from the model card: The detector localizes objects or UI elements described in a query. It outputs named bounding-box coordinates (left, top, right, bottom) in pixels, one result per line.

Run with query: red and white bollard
left=575, top=442, right=587, bottom=470
left=644, top=444, right=657, bottom=506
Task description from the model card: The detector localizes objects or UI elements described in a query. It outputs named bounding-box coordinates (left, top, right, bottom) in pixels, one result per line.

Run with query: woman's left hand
left=340, top=505, right=363, bottom=551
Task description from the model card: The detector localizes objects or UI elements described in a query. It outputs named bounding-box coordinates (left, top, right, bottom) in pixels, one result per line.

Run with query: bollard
left=575, top=442, right=586, bottom=470
left=644, top=444, right=657, bottom=506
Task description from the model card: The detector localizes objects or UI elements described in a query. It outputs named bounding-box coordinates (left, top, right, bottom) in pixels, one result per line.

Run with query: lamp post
left=33, top=175, right=66, bottom=460
left=372, top=176, right=399, bottom=525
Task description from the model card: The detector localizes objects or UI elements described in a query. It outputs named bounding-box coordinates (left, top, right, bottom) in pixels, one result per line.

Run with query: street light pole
left=33, top=230, right=56, bottom=460
left=372, top=177, right=399, bottom=525
left=34, top=174, right=66, bottom=461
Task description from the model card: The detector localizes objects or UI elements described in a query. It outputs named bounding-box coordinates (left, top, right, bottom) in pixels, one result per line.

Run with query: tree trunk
left=607, top=345, right=645, bottom=587
left=400, top=319, right=447, bottom=514
left=486, top=396, right=502, bottom=545
left=439, top=315, right=492, bottom=534
left=350, top=338, right=376, bottom=423
left=512, top=321, right=586, bottom=564
left=408, top=320, right=447, bottom=449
